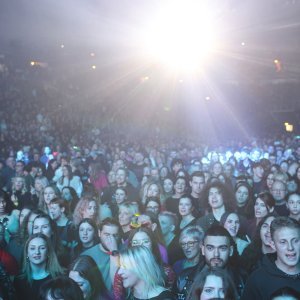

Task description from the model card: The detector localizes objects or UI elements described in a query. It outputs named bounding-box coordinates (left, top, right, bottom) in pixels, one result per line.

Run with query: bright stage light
left=143, top=0, right=218, bottom=72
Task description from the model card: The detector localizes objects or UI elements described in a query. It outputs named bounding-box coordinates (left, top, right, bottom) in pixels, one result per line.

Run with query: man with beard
left=199, top=225, right=247, bottom=298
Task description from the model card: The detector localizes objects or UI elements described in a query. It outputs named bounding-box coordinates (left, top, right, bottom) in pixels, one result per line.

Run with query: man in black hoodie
left=242, top=217, right=300, bottom=300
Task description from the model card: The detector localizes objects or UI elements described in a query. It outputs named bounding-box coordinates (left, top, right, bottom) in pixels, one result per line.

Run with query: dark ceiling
left=1, top=0, right=300, bottom=130
left=1, top=0, right=299, bottom=81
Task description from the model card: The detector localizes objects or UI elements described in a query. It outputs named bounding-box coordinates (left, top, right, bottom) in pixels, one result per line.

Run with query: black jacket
left=242, top=253, right=300, bottom=300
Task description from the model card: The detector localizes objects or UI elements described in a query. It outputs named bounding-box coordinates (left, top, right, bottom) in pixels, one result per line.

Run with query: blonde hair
left=119, top=246, right=165, bottom=291
left=12, top=176, right=27, bottom=194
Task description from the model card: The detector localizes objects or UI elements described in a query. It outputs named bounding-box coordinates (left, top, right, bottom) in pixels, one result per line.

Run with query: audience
left=0, top=59, right=300, bottom=299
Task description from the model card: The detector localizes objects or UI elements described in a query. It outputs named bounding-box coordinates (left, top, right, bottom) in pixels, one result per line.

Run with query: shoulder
left=154, top=290, right=176, bottom=299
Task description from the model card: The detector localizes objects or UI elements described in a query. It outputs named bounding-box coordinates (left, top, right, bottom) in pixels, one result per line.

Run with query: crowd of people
left=0, top=129, right=299, bottom=299
left=0, top=55, right=300, bottom=300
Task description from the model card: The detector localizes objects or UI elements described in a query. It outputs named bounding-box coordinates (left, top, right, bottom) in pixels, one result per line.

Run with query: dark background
left=0, top=0, right=299, bottom=141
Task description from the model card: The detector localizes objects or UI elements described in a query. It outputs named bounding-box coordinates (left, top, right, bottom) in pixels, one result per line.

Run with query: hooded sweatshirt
left=241, top=253, right=300, bottom=300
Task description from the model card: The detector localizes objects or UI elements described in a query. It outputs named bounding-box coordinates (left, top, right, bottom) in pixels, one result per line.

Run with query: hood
left=261, top=253, right=300, bottom=279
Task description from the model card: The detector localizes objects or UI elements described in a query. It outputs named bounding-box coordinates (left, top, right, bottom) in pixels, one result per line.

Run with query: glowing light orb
left=144, top=0, right=218, bottom=72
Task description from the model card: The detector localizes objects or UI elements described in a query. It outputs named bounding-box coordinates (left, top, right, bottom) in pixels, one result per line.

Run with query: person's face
left=49, top=203, right=64, bottom=221
left=253, top=166, right=264, bottom=179
left=208, top=187, right=224, bottom=210
left=179, top=197, right=193, bottom=216
left=44, top=147, right=51, bottom=155
left=266, top=173, right=275, bottom=189
left=32, top=217, right=52, bottom=238
left=118, top=260, right=141, bottom=289
left=180, top=235, right=201, bottom=260
left=200, top=275, right=225, bottom=300
left=51, top=160, right=58, bottom=170
left=212, top=163, right=222, bottom=176
left=79, top=222, right=95, bottom=246
left=272, top=227, right=300, bottom=271
left=146, top=201, right=160, bottom=215
left=147, top=184, right=159, bottom=197
left=271, top=182, right=286, bottom=202
left=116, top=169, right=126, bottom=185
left=223, top=213, right=240, bottom=238
left=175, top=178, right=186, bottom=194
left=62, top=188, right=72, bottom=201
left=69, top=271, right=92, bottom=299
left=190, top=176, right=205, bottom=195
left=44, top=187, right=56, bottom=205
left=6, top=158, right=15, bottom=169
left=34, top=180, right=43, bottom=192
left=131, top=231, right=152, bottom=249
left=202, top=236, right=232, bottom=268
left=297, top=168, right=300, bottom=180
left=158, top=215, right=174, bottom=235
left=83, top=201, right=97, bottom=219
left=27, top=237, right=48, bottom=266
left=173, top=162, right=183, bottom=174
left=280, top=162, right=289, bottom=173
left=150, top=169, right=159, bottom=181
left=254, top=198, right=269, bottom=219
left=108, top=171, right=116, bottom=185
left=99, top=225, right=119, bottom=249
left=115, top=160, right=125, bottom=170
left=224, top=165, right=233, bottom=178
left=235, top=186, right=249, bottom=207
left=260, top=216, right=275, bottom=247
left=115, top=189, right=127, bottom=204
left=19, top=208, right=31, bottom=226
left=135, top=152, right=144, bottom=163
left=14, top=177, right=24, bottom=190
left=163, top=178, right=173, bottom=193
left=118, top=208, right=132, bottom=227
left=287, top=194, right=300, bottom=216
left=287, top=180, right=298, bottom=193
left=15, top=162, right=24, bottom=173
left=160, top=167, right=168, bottom=178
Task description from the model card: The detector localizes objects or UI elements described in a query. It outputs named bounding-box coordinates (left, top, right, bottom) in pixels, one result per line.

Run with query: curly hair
left=73, top=197, right=99, bottom=226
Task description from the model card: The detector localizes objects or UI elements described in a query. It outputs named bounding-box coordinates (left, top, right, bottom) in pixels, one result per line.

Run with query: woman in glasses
left=173, top=226, right=205, bottom=300
left=114, top=227, right=175, bottom=299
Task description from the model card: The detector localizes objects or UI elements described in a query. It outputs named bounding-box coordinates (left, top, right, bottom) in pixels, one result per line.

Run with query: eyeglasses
left=131, top=239, right=151, bottom=246
left=272, top=189, right=285, bottom=193
left=180, top=240, right=199, bottom=249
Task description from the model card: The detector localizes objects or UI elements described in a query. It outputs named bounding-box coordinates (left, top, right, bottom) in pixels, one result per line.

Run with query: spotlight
left=144, top=0, right=218, bottom=72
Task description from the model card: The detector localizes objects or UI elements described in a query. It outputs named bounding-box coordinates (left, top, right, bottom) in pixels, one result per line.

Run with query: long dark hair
left=187, top=267, right=238, bottom=300
left=69, top=255, right=106, bottom=299
left=200, top=181, right=236, bottom=213
left=0, top=189, right=14, bottom=214
left=239, top=213, right=277, bottom=273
